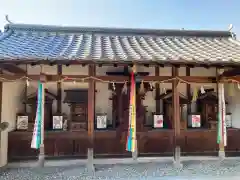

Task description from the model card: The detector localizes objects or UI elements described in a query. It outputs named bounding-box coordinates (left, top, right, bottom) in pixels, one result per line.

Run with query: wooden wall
left=8, top=129, right=240, bottom=161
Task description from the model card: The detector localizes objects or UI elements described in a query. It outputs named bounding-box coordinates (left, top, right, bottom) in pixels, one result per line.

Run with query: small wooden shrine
left=23, top=89, right=57, bottom=131
left=64, top=89, right=88, bottom=131
left=196, top=89, right=229, bottom=129
left=159, top=90, right=188, bottom=129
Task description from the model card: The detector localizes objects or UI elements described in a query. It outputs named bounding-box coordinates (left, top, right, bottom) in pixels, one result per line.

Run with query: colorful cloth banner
left=217, top=83, right=227, bottom=146
left=126, top=71, right=137, bottom=152
left=31, top=82, right=44, bottom=149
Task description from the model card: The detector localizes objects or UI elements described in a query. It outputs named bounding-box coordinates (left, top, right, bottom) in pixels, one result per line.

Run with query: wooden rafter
left=220, top=68, right=240, bottom=78
left=0, top=64, right=26, bottom=74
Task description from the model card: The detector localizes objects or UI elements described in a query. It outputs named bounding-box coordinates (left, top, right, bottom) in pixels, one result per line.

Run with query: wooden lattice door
left=113, top=87, right=146, bottom=132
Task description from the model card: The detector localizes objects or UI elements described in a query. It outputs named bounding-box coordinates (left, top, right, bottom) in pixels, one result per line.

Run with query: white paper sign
left=17, top=116, right=28, bottom=130
left=154, top=115, right=164, bottom=128
left=192, top=115, right=201, bottom=128
left=53, top=116, right=63, bottom=130
left=225, top=114, right=232, bottom=128
left=97, top=115, right=107, bottom=129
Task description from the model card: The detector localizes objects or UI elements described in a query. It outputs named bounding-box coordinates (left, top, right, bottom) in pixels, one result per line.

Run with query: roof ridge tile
left=0, top=29, right=13, bottom=42
left=3, top=23, right=232, bottom=38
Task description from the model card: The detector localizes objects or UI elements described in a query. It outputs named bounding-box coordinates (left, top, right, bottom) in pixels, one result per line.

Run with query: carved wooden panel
left=8, top=138, right=38, bottom=160
left=44, top=139, right=55, bottom=156
left=225, top=129, right=240, bottom=156
left=8, top=132, right=88, bottom=161
left=55, top=139, right=74, bottom=156
left=141, top=131, right=173, bottom=155
left=182, top=130, right=217, bottom=155
left=70, top=122, right=87, bottom=131
left=70, top=104, right=87, bottom=131
left=73, top=139, right=88, bottom=156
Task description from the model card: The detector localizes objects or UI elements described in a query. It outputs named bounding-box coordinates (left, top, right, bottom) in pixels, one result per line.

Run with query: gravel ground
left=1, top=159, right=240, bottom=180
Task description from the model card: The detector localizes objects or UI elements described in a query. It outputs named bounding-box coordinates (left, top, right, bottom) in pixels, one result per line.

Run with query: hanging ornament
left=132, top=64, right=137, bottom=73
left=122, top=81, right=128, bottom=94
left=192, top=87, right=198, bottom=102
left=149, top=81, right=154, bottom=91
left=228, top=83, right=235, bottom=96
left=139, top=80, right=145, bottom=95
left=200, top=86, right=205, bottom=94
left=26, top=78, right=29, bottom=87
left=161, top=83, right=166, bottom=94
left=112, top=82, right=116, bottom=91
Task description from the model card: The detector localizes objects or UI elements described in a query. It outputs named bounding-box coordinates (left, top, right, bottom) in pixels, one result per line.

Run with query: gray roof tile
left=0, top=23, right=240, bottom=64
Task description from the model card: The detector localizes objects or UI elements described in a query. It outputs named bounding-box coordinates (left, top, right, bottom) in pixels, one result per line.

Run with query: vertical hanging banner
left=221, top=84, right=227, bottom=146
left=217, top=82, right=222, bottom=144
left=31, top=82, right=44, bottom=149
left=126, top=70, right=137, bottom=152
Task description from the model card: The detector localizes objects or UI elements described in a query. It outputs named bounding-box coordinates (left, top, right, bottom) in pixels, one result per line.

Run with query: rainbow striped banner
left=126, top=71, right=136, bottom=152
left=31, top=82, right=45, bottom=149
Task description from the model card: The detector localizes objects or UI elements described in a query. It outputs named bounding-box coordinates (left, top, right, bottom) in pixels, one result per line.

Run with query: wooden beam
left=3, top=59, right=240, bottom=68
left=220, top=68, right=240, bottom=77
left=155, top=66, right=160, bottom=114
left=216, top=68, right=225, bottom=158
left=186, top=67, right=191, bottom=126
left=0, top=71, right=2, bottom=155
left=24, top=65, right=27, bottom=113
left=87, top=64, right=95, bottom=171
left=172, top=66, right=181, bottom=166
left=224, top=76, right=240, bottom=82
left=0, top=74, right=217, bottom=83
left=0, top=64, right=26, bottom=74
left=57, top=65, right=62, bottom=113
left=88, top=65, right=95, bottom=146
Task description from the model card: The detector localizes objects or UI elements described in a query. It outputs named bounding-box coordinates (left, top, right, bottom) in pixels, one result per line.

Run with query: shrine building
left=0, top=23, right=240, bottom=167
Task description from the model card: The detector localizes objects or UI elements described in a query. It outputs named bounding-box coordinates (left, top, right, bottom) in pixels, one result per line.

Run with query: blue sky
left=0, top=0, right=239, bottom=34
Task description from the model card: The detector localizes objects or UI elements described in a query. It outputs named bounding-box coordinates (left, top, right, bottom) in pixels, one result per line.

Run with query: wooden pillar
left=0, top=73, right=2, bottom=165
left=57, top=65, right=62, bottom=113
left=24, top=65, right=28, bottom=113
left=216, top=68, right=225, bottom=158
left=186, top=67, right=191, bottom=127
left=155, top=66, right=160, bottom=114
left=172, top=66, right=182, bottom=167
left=87, top=64, right=95, bottom=172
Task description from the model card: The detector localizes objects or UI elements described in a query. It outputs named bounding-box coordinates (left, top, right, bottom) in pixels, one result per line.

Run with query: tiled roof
left=0, top=23, right=240, bottom=64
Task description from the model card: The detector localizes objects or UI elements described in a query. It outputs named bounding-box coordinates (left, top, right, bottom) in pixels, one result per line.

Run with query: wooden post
left=216, top=68, right=225, bottom=159
left=57, top=65, right=62, bottom=113
left=186, top=67, right=191, bottom=117
left=0, top=71, right=2, bottom=164
left=24, top=65, right=28, bottom=113
left=87, top=64, right=95, bottom=172
left=172, top=66, right=182, bottom=168
left=186, top=67, right=191, bottom=129
left=155, top=66, right=160, bottom=114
